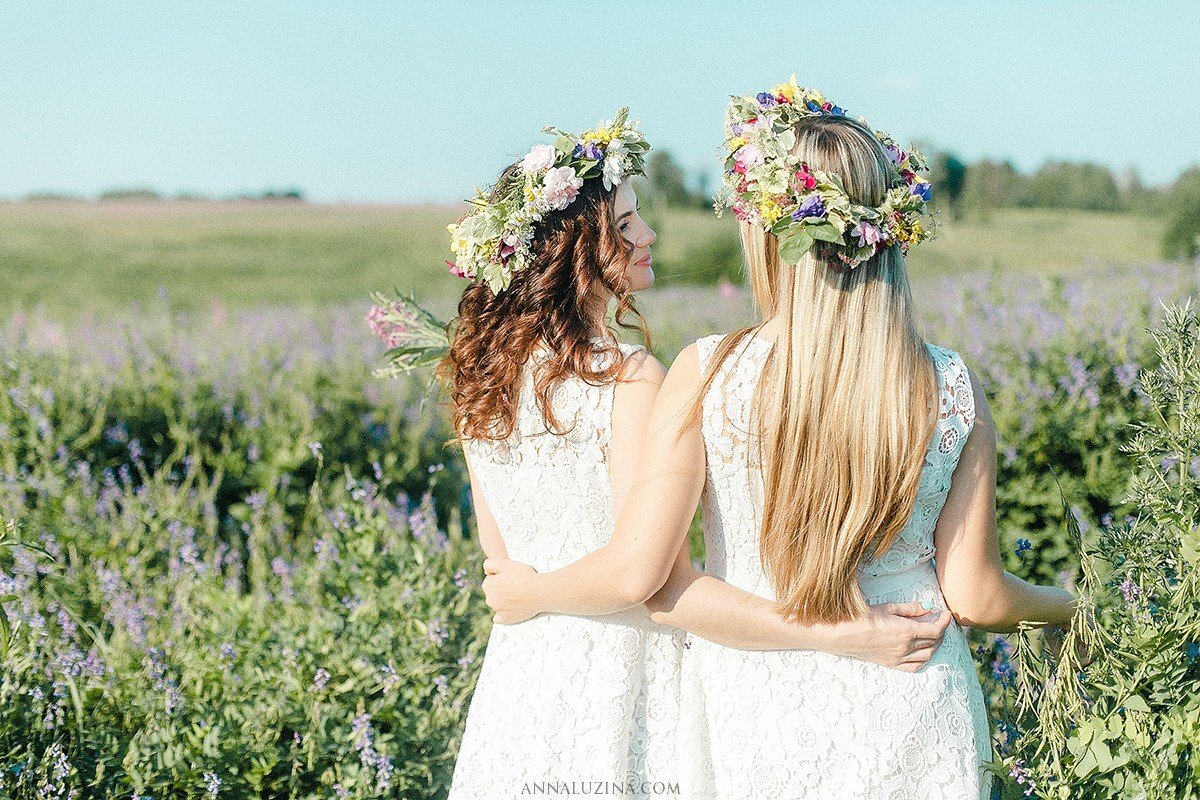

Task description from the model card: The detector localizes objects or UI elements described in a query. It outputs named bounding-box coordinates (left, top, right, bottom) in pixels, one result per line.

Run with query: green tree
left=1161, top=166, right=1200, bottom=261
left=929, top=151, right=968, bottom=218
left=1022, top=161, right=1123, bottom=212
left=641, top=149, right=700, bottom=208
left=962, top=158, right=1022, bottom=221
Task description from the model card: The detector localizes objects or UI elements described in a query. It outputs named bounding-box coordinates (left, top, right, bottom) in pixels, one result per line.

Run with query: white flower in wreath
left=541, top=166, right=584, bottom=211
left=602, top=140, right=627, bottom=190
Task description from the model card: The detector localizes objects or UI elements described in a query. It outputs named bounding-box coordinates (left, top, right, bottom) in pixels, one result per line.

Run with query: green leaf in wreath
left=778, top=231, right=815, bottom=264
left=806, top=222, right=844, bottom=245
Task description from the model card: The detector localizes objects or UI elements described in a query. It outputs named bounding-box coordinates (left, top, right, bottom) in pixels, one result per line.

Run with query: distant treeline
left=638, top=149, right=1200, bottom=260
left=23, top=187, right=306, bottom=202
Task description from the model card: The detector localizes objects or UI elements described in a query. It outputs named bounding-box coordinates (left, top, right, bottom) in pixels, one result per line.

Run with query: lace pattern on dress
left=682, top=333, right=992, bottom=800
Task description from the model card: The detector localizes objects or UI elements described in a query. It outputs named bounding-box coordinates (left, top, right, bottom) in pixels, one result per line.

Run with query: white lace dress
left=679, top=334, right=993, bottom=800
left=449, top=342, right=685, bottom=800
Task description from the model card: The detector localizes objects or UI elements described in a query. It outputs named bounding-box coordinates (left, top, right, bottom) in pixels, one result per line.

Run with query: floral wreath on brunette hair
left=446, top=107, right=650, bottom=295
left=367, top=109, right=650, bottom=380
left=715, top=75, right=936, bottom=269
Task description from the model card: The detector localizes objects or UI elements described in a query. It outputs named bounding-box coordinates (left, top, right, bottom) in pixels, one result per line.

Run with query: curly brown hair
left=440, top=163, right=650, bottom=441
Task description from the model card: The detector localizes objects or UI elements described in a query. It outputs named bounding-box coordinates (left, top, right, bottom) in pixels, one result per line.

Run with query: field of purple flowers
left=2, top=261, right=1199, bottom=798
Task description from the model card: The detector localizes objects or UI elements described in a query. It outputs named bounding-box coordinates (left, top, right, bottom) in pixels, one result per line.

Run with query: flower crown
left=446, top=107, right=650, bottom=294
left=715, top=76, right=935, bottom=269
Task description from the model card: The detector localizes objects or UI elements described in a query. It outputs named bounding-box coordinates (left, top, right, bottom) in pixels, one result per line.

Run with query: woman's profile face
left=612, top=180, right=656, bottom=292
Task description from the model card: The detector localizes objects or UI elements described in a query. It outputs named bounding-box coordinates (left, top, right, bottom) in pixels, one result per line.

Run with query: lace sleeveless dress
left=449, top=342, right=685, bottom=800
left=678, top=334, right=993, bottom=800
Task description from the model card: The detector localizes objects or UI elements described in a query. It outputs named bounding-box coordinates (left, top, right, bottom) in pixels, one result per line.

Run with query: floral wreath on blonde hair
left=446, top=107, right=650, bottom=294
left=715, top=76, right=936, bottom=269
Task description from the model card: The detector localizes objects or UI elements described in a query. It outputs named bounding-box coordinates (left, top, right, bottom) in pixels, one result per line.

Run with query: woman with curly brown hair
left=444, top=110, right=948, bottom=800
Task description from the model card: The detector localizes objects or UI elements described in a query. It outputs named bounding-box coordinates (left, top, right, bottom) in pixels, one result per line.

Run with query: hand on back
left=823, top=601, right=953, bottom=673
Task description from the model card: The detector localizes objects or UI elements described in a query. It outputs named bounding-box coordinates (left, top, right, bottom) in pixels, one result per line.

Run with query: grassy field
left=0, top=199, right=1167, bottom=318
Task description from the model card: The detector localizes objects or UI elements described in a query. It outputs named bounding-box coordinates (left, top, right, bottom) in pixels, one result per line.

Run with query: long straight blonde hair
left=695, top=114, right=936, bottom=624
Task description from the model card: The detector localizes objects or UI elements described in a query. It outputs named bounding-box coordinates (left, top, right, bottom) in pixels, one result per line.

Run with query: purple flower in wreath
left=851, top=221, right=885, bottom=247
left=755, top=92, right=778, bottom=110
left=573, top=142, right=604, bottom=161
left=910, top=181, right=933, bottom=202
left=886, top=144, right=908, bottom=167
left=791, top=194, right=826, bottom=221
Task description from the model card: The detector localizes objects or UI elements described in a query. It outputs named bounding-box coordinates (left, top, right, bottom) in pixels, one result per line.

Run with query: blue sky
left=2, top=0, right=1197, bottom=202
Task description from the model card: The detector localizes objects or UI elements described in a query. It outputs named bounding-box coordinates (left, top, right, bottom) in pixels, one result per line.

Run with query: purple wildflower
left=1009, top=762, right=1036, bottom=796
left=379, top=663, right=401, bottom=690
left=1113, top=363, right=1139, bottom=390
left=352, top=712, right=373, bottom=752
left=246, top=491, right=267, bottom=513
left=104, top=422, right=129, bottom=444
left=1119, top=578, right=1141, bottom=603
left=427, top=618, right=449, bottom=647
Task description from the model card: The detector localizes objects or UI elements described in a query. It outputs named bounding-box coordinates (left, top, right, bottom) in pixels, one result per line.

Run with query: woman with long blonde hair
left=483, top=80, right=1078, bottom=798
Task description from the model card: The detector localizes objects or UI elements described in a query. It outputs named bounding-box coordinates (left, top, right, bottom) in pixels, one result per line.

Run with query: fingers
left=903, top=611, right=951, bottom=646
left=895, top=646, right=938, bottom=672
left=906, top=642, right=939, bottom=662
left=883, top=601, right=929, bottom=618
left=483, top=558, right=503, bottom=575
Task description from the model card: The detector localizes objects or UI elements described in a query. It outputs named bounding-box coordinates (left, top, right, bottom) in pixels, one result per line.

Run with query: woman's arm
left=606, top=347, right=666, bottom=522
left=481, top=344, right=953, bottom=668
left=482, top=343, right=709, bottom=617
left=934, top=368, right=1078, bottom=633
left=464, top=450, right=508, bottom=560
left=645, top=545, right=951, bottom=671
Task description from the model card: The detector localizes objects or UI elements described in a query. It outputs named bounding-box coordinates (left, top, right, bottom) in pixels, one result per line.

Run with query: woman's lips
left=636, top=254, right=652, bottom=268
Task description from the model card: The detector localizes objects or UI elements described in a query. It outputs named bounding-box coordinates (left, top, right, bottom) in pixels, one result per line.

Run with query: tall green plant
left=998, top=303, right=1200, bottom=798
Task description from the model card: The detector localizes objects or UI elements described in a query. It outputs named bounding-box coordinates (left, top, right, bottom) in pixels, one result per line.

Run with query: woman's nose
left=640, top=227, right=657, bottom=248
